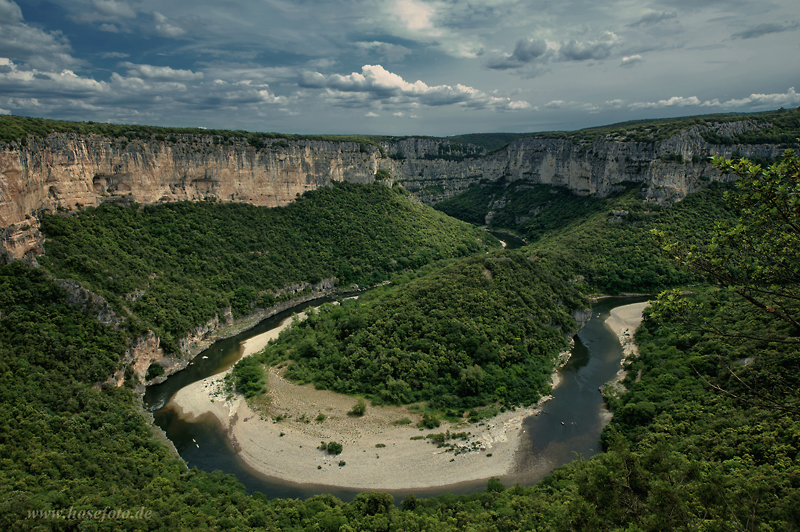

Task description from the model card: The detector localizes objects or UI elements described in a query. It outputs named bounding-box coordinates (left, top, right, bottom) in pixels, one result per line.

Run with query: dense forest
left=38, top=182, right=495, bottom=353
left=246, top=252, right=586, bottom=410
left=3, top=261, right=798, bottom=530
left=436, top=179, right=735, bottom=294
left=1, top=114, right=798, bottom=529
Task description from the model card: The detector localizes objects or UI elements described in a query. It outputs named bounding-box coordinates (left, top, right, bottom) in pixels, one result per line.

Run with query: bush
left=348, top=399, right=367, bottom=416
left=326, top=442, right=343, bottom=455
left=419, top=413, right=441, bottom=429
left=146, top=362, right=165, bottom=381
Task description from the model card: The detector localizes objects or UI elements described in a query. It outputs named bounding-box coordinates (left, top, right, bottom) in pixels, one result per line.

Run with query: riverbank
left=604, top=301, right=651, bottom=388
left=168, top=301, right=650, bottom=491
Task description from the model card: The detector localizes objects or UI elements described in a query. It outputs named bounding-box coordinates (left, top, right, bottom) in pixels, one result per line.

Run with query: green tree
left=653, top=149, right=800, bottom=343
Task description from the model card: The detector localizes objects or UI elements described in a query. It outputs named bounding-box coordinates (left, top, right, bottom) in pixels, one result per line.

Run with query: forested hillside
left=38, top=182, right=495, bottom=353
left=437, top=180, right=736, bottom=294
left=245, top=252, right=586, bottom=410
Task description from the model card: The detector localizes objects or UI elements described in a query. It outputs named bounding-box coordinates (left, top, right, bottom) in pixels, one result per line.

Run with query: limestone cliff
left=0, top=133, right=379, bottom=230
left=1, top=119, right=796, bottom=260
left=379, top=121, right=795, bottom=205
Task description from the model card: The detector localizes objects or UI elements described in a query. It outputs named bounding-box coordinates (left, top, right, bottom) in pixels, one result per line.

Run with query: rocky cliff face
left=379, top=121, right=794, bottom=205
left=0, top=133, right=380, bottom=230
left=1, top=120, right=794, bottom=259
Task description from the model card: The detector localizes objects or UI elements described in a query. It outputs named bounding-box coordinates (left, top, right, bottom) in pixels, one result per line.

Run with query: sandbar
left=169, top=301, right=650, bottom=490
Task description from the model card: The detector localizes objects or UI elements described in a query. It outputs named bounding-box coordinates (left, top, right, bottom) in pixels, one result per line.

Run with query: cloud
left=92, top=0, right=136, bottom=20
left=629, top=87, right=800, bottom=110
left=154, top=12, right=186, bottom=38
left=620, top=54, right=644, bottom=68
left=365, top=111, right=379, bottom=117
left=391, top=0, right=437, bottom=33
left=545, top=100, right=564, bottom=109
left=0, top=0, right=23, bottom=23
left=559, top=32, right=619, bottom=61
left=486, top=39, right=549, bottom=70
left=0, top=107, right=10, bottom=115
left=627, top=12, right=677, bottom=27
left=121, top=62, right=203, bottom=81
left=355, top=41, right=412, bottom=62
left=0, top=1, right=81, bottom=70
left=101, top=52, right=129, bottom=59
left=99, top=23, right=120, bottom=33
left=731, top=22, right=799, bottom=40
left=299, top=64, right=530, bottom=111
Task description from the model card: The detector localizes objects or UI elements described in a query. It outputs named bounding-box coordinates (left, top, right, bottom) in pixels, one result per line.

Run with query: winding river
left=144, top=295, right=648, bottom=502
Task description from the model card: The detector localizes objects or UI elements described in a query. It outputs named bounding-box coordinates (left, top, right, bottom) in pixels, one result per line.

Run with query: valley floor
left=167, top=302, right=648, bottom=490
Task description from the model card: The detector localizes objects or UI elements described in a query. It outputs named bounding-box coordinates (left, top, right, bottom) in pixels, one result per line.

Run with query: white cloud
left=299, top=64, right=530, bottom=111
left=0, top=0, right=23, bottom=23
left=629, top=96, right=701, bottom=110
left=121, top=62, right=203, bottom=81
left=629, top=88, right=800, bottom=110
left=365, top=111, right=379, bottom=117
left=0, top=107, right=10, bottom=115
left=99, top=23, right=120, bottom=33
left=154, top=12, right=186, bottom=38
left=0, top=1, right=81, bottom=70
left=620, top=54, right=644, bottom=68
left=93, top=0, right=136, bottom=20
left=391, top=0, right=437, bottom=33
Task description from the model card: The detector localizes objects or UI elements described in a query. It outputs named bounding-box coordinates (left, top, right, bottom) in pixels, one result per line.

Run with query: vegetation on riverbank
left=2, top=259, right=797, bottom=530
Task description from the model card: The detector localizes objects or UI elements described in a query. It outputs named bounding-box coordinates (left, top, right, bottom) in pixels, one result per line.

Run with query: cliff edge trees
left=654, top=149, right=800, bottom=343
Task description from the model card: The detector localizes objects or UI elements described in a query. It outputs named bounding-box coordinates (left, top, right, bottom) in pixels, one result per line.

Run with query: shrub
left=348, top=399, right=367, bottom=416
left=146, top=362, right=165, bottom=381
left=326, top=442, right=343, bottom=455
left=419, top=413, right=440, bottom=429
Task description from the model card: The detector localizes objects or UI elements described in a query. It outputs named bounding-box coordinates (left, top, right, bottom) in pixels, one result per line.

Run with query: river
left=144, top=295, right=648, bottom=502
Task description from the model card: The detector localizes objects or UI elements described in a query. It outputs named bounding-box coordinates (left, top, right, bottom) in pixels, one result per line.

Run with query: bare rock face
left=0, top=134, right=380, bottom=228
left=383, top=122, right=795, bottom=205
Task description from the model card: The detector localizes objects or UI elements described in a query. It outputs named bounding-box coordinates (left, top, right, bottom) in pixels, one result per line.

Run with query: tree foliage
left=38, top=182, right=494, bottom=352
left=653, top=149, right=800, bottom=342
left=249, top=251, right=586, bottom=410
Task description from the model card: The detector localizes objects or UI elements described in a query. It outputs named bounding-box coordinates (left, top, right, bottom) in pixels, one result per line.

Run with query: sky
left=1, top=0, right=799, bottom=136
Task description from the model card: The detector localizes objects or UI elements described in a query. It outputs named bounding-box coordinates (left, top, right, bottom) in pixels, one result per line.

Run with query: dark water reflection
left=145, top=296, right=649, bottom=502
left=487, top=231, right=526, bottom=249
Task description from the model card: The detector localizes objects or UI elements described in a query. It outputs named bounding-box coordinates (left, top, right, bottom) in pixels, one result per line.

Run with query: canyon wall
left=1, top=119, right=794, bottom=259
left=0, top=134, right=380, bottom=228
left=379, top=120, right=792, bottom=205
